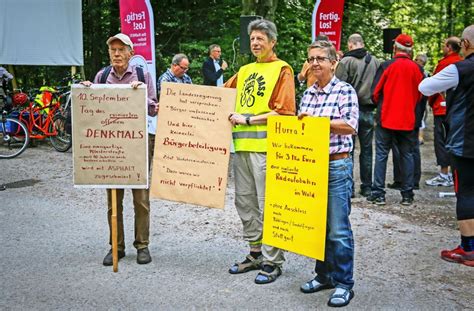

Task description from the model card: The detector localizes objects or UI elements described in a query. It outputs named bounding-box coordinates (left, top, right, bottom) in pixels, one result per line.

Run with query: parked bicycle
left=0, top=93, right=29, bottom=159
left=15, top=86, right=72, bottom=152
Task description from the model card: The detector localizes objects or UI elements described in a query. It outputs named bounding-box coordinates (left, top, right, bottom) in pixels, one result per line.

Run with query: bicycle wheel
left=0, top=117, right=29, bottom=159
left=49, top=114, right=72, bottom=152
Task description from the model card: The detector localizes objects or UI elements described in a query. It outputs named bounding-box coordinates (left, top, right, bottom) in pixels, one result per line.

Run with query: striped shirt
left=156, top=69, right=192, bottom=100
left=299, top=76, right=359, bottom=154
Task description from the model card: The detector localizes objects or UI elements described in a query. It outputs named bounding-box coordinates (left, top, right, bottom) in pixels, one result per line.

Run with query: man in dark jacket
left=336, top=33, right=380, bottom=197
left=202, top=44, right=228, bottom=86
left=368, top=34, right=424, bottom=206
left=419, top=25, right=474, bottom=267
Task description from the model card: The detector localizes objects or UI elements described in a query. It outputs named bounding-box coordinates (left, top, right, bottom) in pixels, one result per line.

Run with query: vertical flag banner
left=312, top=0, right=345, bottom=50
left=119, top=0, right=158, bottom=134
left=263, top=116, right=330, bottom=260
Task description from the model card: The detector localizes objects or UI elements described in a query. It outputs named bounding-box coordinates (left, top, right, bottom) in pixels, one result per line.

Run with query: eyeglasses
left=176, top=64, right=189, bottom=72
left=307, top=56, right=331, bottom=64
left=109, top=47, right=128, bottom=54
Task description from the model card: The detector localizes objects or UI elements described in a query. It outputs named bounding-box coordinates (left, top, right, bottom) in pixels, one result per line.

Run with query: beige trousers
left=234, top=151, right=285, bottom=267
left=107, top=188, right=150, bottom=251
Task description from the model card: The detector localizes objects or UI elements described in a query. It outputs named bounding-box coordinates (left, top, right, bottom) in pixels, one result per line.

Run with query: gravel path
left=1, top=126, right=473, bottom=310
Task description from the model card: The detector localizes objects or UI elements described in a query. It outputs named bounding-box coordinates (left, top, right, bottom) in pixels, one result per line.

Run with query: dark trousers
left=451, top=154, right=474, bottom=220
left=372, top=125, right=417, bottom=198
left=434, top=115, right=450, bottom=167
left=352, top=109, right=375, bottom=192
left=393, top=129, right=421, bottom=185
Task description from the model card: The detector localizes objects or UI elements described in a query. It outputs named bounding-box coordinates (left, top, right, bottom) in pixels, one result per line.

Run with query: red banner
left=119, top=0, right=156, bottom=85
left=119, top=0, right=157, bottom=134
left=312, top=0, right=345, bottom=50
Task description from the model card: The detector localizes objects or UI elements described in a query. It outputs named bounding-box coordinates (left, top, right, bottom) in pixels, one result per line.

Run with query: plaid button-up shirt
left=299, top=76, right=359, bottom=155
left=156, top=69, right=192, bottom=100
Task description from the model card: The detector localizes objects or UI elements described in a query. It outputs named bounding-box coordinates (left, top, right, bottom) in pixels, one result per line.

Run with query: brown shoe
left=137, top=247, right=152, bottom=264
left=103, top=249, right=125, bottom=266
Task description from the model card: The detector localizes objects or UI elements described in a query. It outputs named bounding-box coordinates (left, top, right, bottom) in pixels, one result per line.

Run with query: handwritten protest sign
left=72, top=84, right=148, bottom=188
left=263, top=116, right=330, bottom=260
left=150, top=82, right=235, bottom=209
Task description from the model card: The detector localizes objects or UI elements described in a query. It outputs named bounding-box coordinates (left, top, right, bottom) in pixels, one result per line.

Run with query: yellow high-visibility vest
left=233, top=60, right=291, bottom=152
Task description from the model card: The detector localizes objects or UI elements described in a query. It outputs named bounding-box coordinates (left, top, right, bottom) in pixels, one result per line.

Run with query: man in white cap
left=82, top=33, right=158, bottom=266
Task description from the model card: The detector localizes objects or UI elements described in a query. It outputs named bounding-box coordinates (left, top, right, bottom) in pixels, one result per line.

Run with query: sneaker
left=401, top=197, right=414, bottom=206
left=103, top=249, right=125, bottom=266
left=425, top=174, right=454, bottom=187
left=441, top=246, right=474, bottom=267
left=387, top=181, right=402, bottom=190
left=137, top=247, right=152, bottom=264
left=367, top=194, right=386, bottom=205
left=359, top=188, right=371, bottom=197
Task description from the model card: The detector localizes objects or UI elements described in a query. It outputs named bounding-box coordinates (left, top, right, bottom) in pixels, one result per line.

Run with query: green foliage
left=8, top=0, right=474, bottom=90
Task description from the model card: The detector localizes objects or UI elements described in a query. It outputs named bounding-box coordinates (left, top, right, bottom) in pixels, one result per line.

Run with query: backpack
left=99, top=65, right=145, bottom=84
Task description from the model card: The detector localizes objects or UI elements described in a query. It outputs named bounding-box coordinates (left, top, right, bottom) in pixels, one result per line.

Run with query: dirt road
left=1, top=127, right=472, bottom=310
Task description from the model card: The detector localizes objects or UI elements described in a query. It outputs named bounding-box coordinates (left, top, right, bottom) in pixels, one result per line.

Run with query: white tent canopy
left=0, top=0, right=83, bottom=66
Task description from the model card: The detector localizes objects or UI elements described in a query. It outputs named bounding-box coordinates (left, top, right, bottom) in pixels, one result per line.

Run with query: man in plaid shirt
left=298, top=40, right=358, bottom=308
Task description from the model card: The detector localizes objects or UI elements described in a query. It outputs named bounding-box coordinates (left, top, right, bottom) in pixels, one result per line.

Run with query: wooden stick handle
left=111, top=189, right=118, bottom=272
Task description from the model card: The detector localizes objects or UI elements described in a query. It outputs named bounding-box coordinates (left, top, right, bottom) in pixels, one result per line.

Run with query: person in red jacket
left=368, top=34, right=424, bottom=206
left=425, top=37, right=463, bottom=187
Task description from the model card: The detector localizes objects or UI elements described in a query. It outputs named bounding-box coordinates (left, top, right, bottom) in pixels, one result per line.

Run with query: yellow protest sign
left=150, top=82, right=235, bottom=209
left=263, top=116, right=330, bottom=260
left=71, top=84, right=148, bottom=188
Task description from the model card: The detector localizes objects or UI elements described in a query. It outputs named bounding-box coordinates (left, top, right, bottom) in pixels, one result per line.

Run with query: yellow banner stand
left=263, top=116, right=330, bottom=260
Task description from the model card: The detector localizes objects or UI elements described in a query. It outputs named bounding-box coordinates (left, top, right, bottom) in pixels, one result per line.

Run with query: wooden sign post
left=71, top=84, right=148, bottom=272
left=111, top=189, right=118, bottom=272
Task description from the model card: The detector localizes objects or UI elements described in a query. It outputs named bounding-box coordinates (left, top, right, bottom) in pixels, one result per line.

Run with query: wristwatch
left=245, top=116, right=251, bottom=125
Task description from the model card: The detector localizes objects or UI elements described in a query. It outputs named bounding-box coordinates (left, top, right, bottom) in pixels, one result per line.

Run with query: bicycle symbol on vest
left=240, top=72, right=266, bottom=108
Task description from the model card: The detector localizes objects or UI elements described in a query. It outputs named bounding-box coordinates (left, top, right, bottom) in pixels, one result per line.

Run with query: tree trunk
left=446, top=0, right=453, bottom=35
left=242, top=0, right=278, bottom=20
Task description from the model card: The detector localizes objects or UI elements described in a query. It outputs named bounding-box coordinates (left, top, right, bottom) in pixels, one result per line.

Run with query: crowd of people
left=44, top=19, right=474, bottom=308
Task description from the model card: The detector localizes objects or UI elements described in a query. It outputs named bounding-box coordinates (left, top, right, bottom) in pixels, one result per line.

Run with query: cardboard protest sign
left=150, top=82, right=236, bottom=209
left=72, top=84, right=148, bottom=188
left=263, top=116, right=330, bottom=260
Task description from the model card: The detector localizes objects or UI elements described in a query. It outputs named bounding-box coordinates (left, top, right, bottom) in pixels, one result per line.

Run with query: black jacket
left=202, top=57, right=224, bottom=86
left=446, top=53, right=474, bottom=158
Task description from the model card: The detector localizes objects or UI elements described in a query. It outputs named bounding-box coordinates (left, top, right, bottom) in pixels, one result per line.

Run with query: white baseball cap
left=106, top=33, right=134, bottom=49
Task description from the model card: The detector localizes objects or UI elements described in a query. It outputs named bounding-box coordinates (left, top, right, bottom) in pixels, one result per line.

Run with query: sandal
left=300, top=277, right=334, bottom=294
left=228, top=254, right=262, bottom=274
left=254, top=265, right=281, bottom=284
left=327, top=288, right=354, bottom=308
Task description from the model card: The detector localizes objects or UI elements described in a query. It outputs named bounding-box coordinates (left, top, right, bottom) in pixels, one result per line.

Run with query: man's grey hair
left=248, top=19, right=278, bottom=41
left=348, top=33, right=364, bottom=46
left=208, top=44, right=220, bottom=54
left=415, top=53, right=428, bottom=65
left=308, top=40, right=337, bottom=61
left=172, top=53, right=189, bottom=65
left=394, top=41, right=412, bottom=53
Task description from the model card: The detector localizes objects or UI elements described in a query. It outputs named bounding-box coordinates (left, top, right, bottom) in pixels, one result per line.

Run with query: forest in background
left=8, top=0, right=473, bottom=89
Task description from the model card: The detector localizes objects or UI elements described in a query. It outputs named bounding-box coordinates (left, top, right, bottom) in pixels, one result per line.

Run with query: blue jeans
left=315, top=157, right=354, bottom=290
left=372, top=125, right=416, bottom=198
